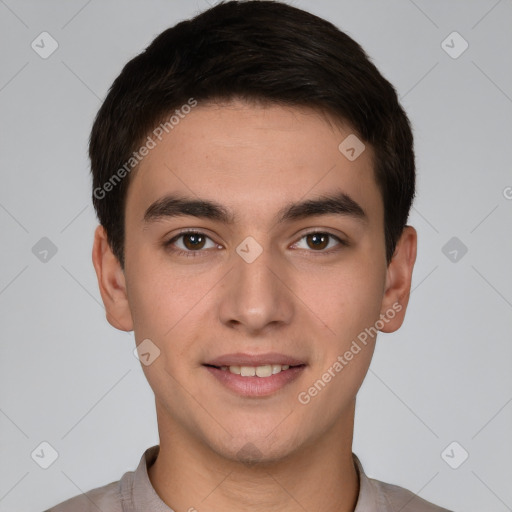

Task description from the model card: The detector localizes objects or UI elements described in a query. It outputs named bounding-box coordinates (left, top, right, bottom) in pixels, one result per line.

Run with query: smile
left=203, top=363, right=306, bottom=397
left=218, top=364, right=291, bottom=377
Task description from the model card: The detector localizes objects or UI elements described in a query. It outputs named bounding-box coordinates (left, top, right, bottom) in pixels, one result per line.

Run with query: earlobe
left=379, top=226, right=417, bottom=333
left=91, top=225, right=134, bottom=332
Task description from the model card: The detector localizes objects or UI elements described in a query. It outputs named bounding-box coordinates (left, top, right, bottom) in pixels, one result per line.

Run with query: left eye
left=293, top=232, right=344, bottom=251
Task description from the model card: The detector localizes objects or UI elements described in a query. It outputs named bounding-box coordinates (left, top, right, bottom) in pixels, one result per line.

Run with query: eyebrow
left=143, top=190, right=367, bottom=226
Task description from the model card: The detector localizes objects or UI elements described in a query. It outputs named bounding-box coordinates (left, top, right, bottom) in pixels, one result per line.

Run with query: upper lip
left=204, top=352, right=306, bottom=367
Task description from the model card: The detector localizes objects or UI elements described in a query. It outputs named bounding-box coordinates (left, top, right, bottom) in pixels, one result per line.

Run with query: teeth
left=256, top=365, right=272, bottom=377
left=222, top=364, right=293, bottom=377
left=241, top=366, right=256, bottom=377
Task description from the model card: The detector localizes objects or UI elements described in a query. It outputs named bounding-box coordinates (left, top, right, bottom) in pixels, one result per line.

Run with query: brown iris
left=183, top=233, right=206, bottom=250
left=306, top=233, right=329, bottom=250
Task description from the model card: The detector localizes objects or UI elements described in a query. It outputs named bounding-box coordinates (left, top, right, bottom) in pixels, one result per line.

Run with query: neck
left=147, top=401, right=359, bottom=512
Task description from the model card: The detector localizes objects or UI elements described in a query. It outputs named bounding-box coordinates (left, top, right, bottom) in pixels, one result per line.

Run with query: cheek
left=125, top=249, right=221, bottom=347
left=296, top=267, right=383, bottom=415
left=302, top=261, right=385, bottom=344
left=124, top=249, right=179, bottom=338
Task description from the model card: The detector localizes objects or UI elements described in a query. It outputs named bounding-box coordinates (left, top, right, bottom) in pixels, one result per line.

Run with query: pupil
left=308, top=233, right=328, bottom=250
left=185, top=234, right=204, bottom=250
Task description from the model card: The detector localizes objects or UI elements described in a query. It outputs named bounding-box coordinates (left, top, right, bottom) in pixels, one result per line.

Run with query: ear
left=379, top=226, right=417, bottom=333
left=92, top=225, right=134, bottom=331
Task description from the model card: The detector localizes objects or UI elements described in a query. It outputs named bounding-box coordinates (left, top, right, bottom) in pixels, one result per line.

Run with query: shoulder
left=43, top=445, right=155, bottom=512
left=43, top=480, right=121, bottom=512
left=353, top=453, right=453, bottom=512
left=370, top=477, right=453, bottom=512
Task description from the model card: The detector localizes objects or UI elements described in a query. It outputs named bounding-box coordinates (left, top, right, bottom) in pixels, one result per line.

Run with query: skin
left=92, top=100, right=417, bottom=512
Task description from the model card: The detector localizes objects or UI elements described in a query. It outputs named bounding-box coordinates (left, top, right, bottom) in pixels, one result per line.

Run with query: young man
left=47, top=1, right=451, bottom=510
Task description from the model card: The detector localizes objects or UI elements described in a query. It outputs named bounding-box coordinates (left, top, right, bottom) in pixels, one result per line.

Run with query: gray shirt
left=45, top=445, right=452, bottom=511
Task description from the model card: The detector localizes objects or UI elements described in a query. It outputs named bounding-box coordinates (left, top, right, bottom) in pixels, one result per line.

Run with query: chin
left=206, top=425, right=305, bottom=466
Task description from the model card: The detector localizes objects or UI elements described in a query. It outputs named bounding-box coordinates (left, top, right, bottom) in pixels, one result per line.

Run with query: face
left=94, top=100, right=416, bottom=463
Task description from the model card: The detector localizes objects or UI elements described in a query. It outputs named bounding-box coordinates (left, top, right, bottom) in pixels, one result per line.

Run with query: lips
left=202, top=352, right=307, bottom=397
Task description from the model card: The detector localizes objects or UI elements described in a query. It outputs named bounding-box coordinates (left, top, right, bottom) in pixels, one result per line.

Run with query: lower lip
left=204, top=365, right=306, bottom=397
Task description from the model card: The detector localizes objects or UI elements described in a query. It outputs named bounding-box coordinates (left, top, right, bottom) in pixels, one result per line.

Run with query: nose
left=217, top=241, right=295, bottom=335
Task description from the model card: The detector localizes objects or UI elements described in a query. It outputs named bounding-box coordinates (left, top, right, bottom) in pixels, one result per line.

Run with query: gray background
left=1, top=1, right=511, bottom=511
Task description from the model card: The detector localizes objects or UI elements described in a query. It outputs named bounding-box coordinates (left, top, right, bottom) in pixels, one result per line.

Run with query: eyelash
left=164, top=229, right=348, bottom=258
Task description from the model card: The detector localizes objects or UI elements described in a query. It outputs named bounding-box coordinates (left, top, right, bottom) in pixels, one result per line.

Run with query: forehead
left=125, top=100, right=382, bottom=227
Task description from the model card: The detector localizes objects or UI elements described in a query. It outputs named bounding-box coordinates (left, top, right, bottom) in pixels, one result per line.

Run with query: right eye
left=164, top=230, right=220, bottom=257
